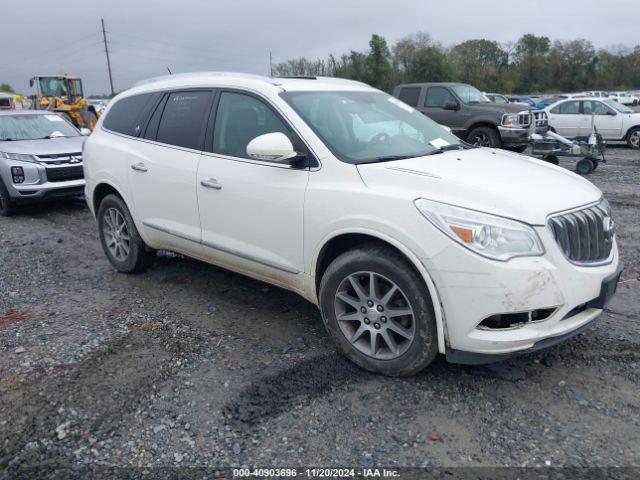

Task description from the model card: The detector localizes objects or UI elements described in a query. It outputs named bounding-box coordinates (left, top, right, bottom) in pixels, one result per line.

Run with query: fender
left=310, top=227, right=448, bottom=354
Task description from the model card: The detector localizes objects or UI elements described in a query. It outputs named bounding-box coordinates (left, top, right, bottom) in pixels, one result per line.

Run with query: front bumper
left=2, top=159, right=85, bottom=204
left=11, top=179, right=85, bottom=204
left=421, top=226, right=621, bottom=363
left=498, top=126, right=531, bottom=146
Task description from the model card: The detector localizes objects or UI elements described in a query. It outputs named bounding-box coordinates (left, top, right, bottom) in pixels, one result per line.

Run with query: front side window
left=424, top=87, right=456, bottom=108
left=449, top=84, right=488, bottom=104
left=0, top=114, right=80, bottom=141
left=551, top=101, right=581, bottom=114
left=281, top=90, right=464, bottom=164
left=398, top=87, right=421, bottom=107
left=156, top=91, right=213, bottom=149
left=38, top=78, right=68, bottom=97
left=212, top=92, right=292, bottom=159
left=583, top=101, right=615, bottom=116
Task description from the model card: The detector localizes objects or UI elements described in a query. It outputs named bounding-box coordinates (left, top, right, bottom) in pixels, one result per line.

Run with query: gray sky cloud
left=2, top=0, right=638, bottom=95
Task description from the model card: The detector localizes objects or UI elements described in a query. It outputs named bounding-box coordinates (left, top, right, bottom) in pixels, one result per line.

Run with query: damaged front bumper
left=422, top=226, right=621, bottom=364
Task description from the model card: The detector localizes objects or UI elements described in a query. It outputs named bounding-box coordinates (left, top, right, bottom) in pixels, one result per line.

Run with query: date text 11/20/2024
left=232, top=468, right=400, bottom=477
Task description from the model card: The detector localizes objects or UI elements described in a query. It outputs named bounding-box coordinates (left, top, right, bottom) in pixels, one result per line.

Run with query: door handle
left=200, top=178, right=222, bottom=190
left=131, top=162, right=148, bottom=172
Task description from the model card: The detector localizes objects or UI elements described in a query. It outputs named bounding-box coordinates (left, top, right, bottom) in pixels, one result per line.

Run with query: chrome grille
left=548, top=201, right=614, bottom=265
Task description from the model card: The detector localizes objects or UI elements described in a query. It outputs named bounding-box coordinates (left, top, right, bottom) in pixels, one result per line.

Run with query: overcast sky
left=2, top=0, right=638, bottom=95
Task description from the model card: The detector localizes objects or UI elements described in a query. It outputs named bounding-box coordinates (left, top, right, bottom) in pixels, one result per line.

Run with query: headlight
left=415, top=198, right=544, bottom=261
left=501, top=113, right=519, bottom=127
left=1, top=152, right=38, bottom=163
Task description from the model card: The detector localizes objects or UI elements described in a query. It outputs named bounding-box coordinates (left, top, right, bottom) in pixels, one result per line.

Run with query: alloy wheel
left=630, top=131, right=640, bottom=148
left=471, top=133, right=491, bottom=147
left=103, top=207, right=131, bottom=261
left=333, top=271, right=415, bottom=360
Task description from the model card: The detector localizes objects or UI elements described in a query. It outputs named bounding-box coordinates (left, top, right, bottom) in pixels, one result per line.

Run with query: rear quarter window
left=102, top=92, right=160, bottom=136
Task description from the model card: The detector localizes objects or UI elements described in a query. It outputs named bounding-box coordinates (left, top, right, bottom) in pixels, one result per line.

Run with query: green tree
left=365, top=34, right=393, bottom=91
left=450, top=39, right=506, bottom=91
left=392, top=32, right=452, bottom=84
left=0, top=83, right=15, bottom=93
left=513, top=34, right=551, bottom=92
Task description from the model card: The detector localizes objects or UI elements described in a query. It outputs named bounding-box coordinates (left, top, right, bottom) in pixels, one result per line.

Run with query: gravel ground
left=0, top=145, right=639, bottom=479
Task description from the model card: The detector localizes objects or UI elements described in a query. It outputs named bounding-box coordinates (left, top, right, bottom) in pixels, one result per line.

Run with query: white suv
left=84, top=72, right=621, bottom=376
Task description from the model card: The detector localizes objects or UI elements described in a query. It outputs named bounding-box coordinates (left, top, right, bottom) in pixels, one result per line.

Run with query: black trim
left=446, top=317, right=600, bottom=365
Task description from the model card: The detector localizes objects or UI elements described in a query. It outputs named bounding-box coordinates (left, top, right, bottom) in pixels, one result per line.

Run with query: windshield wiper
left=425, top=144, right=465, bottom=155
left=39, top=135, right=69, bottom=139
left=0, top=138, right=15, bottom=141
left=368, top=153, right=427, bottom=163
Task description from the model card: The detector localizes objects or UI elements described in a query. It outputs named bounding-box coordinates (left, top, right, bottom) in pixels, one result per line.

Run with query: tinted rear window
left=397, top=87, right=421, bottom=107
left=103, top=93, right=159, bottom=136
left=156, top=91, right=213, bottom=149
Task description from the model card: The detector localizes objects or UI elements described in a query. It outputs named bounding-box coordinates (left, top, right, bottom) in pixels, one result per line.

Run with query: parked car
left=84, top=72, right=621, bottom=376
left=608, top=92, right=639, bottom=107
left=484, top=93, right=509, bottom=104
left=585, top=91, right=610, bottom=99
left=0, top=110, right=89, bottom=215
left=508, top=96, right=536, bottom=107
left=88, top=98, right=109, bottom=114
left=534, top=96, right=566, bottom=110
left=393, top=82, right=542, bottom=151
left=544, top=97, right=640, bottom=148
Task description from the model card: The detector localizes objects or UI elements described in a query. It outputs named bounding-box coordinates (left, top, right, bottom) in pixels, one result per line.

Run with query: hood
left=0, top=136, right=86, bottom=156
left=470, top=102, right=528, bottom=113
left=356, top=148, right=602, bottom=225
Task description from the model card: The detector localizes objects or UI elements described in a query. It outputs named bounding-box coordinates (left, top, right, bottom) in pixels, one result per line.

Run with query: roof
left=127, top=71, right=373, bottom=96
left=395, top=82, right=468, bottom=88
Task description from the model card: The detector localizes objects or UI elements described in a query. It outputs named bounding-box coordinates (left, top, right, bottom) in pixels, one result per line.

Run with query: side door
left=128, top=89, right=214, bottom=253
left=547, top=100, right=582, bottom=138
left=197, top=90, right=309, bottom=282
left=420, top=86, right=465, bottom=135
left=582, top=100, right=623, bottom=139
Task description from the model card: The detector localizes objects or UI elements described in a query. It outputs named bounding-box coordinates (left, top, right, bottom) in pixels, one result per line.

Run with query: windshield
left=450, top=84, right=488, bottom=104
left=281, top=91, right=464, bottom=164
left=491, top=95, right=508, bottom=104
left=37, top=78, right=81, bottom=97
left=0, top=114, right=80, bottom=141
left=605, top=100, right=633, bottom=113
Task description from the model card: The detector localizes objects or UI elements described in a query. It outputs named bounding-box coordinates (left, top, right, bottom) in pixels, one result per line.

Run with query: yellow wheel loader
left=29, top=75, right=100, bottom=130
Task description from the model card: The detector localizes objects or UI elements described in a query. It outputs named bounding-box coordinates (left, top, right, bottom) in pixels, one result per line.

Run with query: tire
left=466, top=126, right=501, bottom=148
left=0, top=178, right=18, bottom=216
left=576, top=158, right=595, bottom=175
left=97, top=194, right=156, bottom=273
left=544, top=155, right=559, bottom=165
left=626, top=127, right=640, bottom=149
left=318, top=243, right=438, bottom=376
left=505, top=145, right=528, bottom=153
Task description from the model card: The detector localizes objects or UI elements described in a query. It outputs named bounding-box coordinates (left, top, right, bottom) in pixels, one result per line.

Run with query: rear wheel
left=466, top=126, right=501, bottom=148
left=626, top=127, right=640, bottom=149
left=544, top=155, right=559, bottom=165
left=97, top=194, right=156, bottom=273
left=576, top=158, right=595, bottom=175
left=0, top=179, right=17, bottom=216
left=319, top=243, right=438, bottom=376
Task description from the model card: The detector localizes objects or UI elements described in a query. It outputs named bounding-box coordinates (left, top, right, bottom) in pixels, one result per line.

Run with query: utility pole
left=269, top=51, right=273, bottom=77
left=101, top=18, right=115, bottom=96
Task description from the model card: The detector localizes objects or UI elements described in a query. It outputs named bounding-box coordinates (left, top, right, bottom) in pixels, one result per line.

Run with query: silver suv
left=0, top=110, right=88, bottom=215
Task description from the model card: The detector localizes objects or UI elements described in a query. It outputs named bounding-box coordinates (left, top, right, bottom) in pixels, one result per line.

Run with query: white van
left=83, top=72, right=621, bottom=375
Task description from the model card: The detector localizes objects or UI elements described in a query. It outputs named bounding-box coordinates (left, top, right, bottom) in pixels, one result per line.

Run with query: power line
left=101, top=18, right=115, bottom=96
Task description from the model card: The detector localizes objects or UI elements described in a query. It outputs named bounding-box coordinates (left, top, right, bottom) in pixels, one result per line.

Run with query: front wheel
left=466, top=126, right=501, bottom=148
left=319, top=244, right=438, bottom=376
left=0, top=179, right=18, bottom=216
left=576, top=158, right=595, bottom=175
left=627, top=127, right=640, bottom=149
left=97, top=194, right=156, bottom=273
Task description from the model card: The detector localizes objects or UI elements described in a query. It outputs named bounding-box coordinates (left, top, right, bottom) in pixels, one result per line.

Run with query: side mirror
left=246, top=132, right=299, bottom=162
left=606, top=111, right=617, bottom=116
left=29, top=78, right=34, bottom=88
left=444, top=101, right=459, bottom=111
left=79, top=128, right=91, bottom=136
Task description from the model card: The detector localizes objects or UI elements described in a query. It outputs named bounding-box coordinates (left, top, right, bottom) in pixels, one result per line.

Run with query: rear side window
left=102, top=93, right=159, bottom=136
left=156, top=91, right=213, bottom=149
left=425, top=87, right=455, bottom=108
left=550, top=101, right=581, bottom=114
left=212, top=91, right=292, bottom=159
left=397, top=87, right=421, bottom=107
